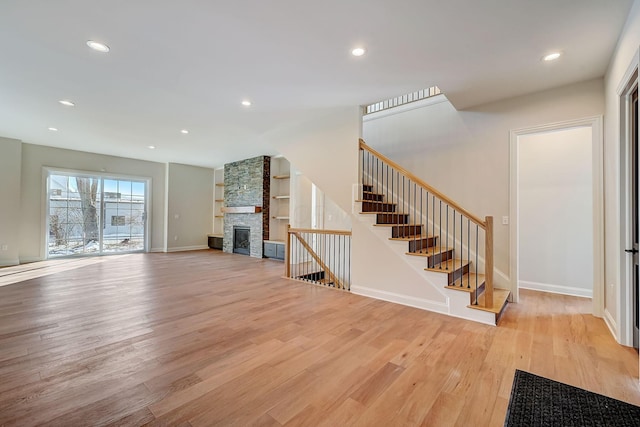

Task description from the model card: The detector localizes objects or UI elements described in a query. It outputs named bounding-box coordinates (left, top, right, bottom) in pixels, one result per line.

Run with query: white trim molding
left=509, top=116, right=605, bottom=317
left=604, top=308, right=619, bottom=343
left=519, top=280, right=592, bottom=299
left=351, top=285, right=449, bottom=314
left=166, top=245, right=209, bottom=253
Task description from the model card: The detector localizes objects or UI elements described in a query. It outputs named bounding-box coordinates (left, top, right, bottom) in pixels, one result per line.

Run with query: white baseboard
left=351, top=285, right=449, bottom=314
left=603, top=308, right=618, bottom=342
left=166, top=245, right=209, bottom=253
left=150, top=247, right=166, bottom=253
left=519, top=280, right=592, bottom=298
left=0, top=259, right=20, bottom=267
left=18, top=257, right=41, bottom=264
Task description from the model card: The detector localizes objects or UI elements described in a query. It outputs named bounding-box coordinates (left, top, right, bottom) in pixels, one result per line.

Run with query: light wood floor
left=0, top=251, right=638, bottom=426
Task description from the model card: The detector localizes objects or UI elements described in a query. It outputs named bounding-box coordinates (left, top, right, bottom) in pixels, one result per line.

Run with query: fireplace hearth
left=233, top=227, right=250, bottom=255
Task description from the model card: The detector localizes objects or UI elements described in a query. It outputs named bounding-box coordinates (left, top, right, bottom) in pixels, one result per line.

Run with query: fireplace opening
left=233, top=227, right=250, bottom=255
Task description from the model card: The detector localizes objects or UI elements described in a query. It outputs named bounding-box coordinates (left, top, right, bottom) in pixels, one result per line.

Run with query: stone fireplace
left=222, top=156, right=270, bottom=258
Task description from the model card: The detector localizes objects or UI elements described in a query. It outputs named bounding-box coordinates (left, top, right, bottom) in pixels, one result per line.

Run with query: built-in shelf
left=213, top=167, right=225, bottom=236
left=222, top=206, right=262, bottom=214
left=270, top=157, right=290, bottom=243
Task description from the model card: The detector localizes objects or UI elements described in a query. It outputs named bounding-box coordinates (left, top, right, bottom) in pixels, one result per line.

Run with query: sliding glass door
left=47, top=171, right=148, bottom=257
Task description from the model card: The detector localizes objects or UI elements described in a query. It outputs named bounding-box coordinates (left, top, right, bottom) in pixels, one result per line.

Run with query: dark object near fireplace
left=233, top=227, right=250, bottom=255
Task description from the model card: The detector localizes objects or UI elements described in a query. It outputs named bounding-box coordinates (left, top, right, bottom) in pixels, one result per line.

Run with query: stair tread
left=361, top=212, right=408, bottom=215
left=424, top=258, right=468, bottom=273
left=444, top=273, right=485, bottom=293
left=406, top=247, right=452, bottom=257
left=373, top=223, right=423, bottom=228
left=355, top=200, right=397, bottom=205
left=468, top=289, right=510, bottom=314
left=363, top=191, right=385, bottom=196
left=389, top=236, right=435, bottom=241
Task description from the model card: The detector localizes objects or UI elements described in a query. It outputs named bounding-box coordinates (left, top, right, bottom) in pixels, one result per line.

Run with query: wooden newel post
left=285, top=224, right=291, bottom=278
left=484, top=216, right=494, bottom=309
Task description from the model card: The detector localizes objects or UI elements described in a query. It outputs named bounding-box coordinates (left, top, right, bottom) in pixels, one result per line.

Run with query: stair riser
left=376, top=214, right=409, bottom=224
left=431, top=263, right=469, bottom=283
left=362, top=193, right=385, bottom=201
left=298, top=271, right=325, bottom=282
left=362, top=202, right=397, bottom=213
left=445, top=264, right=470, bottom=283
left=408, top=237, right=438, bottom=252
left=391, top=225, right=423, bottom=238
left=426, top=250, right=454, bottom=268
left=451, top=281, right=486, bottom=295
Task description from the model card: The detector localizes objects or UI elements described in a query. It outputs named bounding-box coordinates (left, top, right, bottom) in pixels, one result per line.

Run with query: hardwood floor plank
left=0, top=251, right=637, bottom=426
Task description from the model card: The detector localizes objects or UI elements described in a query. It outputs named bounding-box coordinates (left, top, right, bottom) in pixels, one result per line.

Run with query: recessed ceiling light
left=48, top=127, right=58, bottom=131
left=543, top=52, right=561, bottom=61
left=181, top=129, right=189, bottom=134
left=58, top=100, right=75, bottom=107
left=241, top=100, right=252, bottom=107
left=351, top=47, right=366, bottom=57
left=148, top=145, right=156, bottom=149
left=87, top=40, right=110, bottom=53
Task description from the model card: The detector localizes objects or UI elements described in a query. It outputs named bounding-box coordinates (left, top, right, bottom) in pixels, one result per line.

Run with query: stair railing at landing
left=359, top=139, right=494, bottom=308
left=285, top=225, right=352, bottom=291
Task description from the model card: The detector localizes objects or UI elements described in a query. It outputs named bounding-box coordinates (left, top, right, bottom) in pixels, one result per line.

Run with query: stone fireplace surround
left=222, top=156, right=270, bottom=258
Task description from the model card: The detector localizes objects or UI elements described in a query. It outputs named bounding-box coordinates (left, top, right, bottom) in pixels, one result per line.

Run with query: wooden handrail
left=291, top=231, right=343, bottom=289
left=288, top=228, right=352, bottom=236
left=359, top=139, right=486, bottom=229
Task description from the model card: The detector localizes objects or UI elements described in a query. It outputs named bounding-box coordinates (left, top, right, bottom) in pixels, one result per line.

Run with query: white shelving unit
left=269, top=156, right=290, bottom=243
left=212, top=167, right=225, bottom=236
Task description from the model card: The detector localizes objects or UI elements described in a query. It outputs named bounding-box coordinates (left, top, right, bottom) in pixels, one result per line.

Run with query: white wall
left=363, top=78, right=605, bottom=282
left=166, top=163, right=214, bottom=251
left=262, top=107, right=361, bottom=214
left=0, top=137, right=22, bottom=266
left=604, top=0, right=640, bottom=342
left=518, top=127, right=593, bottom=297
left=19, top=143, right=167, bottom=261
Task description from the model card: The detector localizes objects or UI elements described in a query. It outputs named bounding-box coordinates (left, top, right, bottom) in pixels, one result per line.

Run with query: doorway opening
left=509, top=117, right=604, bottom=314
left=46, top=170, right=149, bottom=257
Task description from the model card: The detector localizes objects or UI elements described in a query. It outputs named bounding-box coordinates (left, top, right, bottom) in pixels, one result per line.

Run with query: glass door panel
left=47, top=172, right=147, bottom=257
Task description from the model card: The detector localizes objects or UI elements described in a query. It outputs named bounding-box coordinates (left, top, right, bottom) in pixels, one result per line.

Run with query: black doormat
left=504, top=369, right=640, bottom=427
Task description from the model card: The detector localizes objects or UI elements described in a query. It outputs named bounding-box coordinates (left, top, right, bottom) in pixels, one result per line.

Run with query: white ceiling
left=0, top=0, right=633, bottom=169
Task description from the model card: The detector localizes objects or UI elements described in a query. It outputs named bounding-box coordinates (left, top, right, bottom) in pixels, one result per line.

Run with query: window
left=46, top=171, right=148, bottom=257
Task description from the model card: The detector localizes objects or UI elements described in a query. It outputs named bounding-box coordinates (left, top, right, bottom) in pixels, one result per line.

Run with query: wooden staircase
left=358, top=183, right=510, bottom=323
